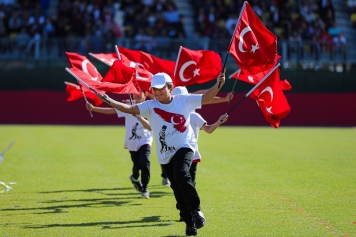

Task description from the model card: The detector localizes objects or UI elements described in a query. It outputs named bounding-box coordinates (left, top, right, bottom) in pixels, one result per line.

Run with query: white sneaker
left=162, top=178, right=171, bottom=186
left=141, top=189, right=150, bottom=199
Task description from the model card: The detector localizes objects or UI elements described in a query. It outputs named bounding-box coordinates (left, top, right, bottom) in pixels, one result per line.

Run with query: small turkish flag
left=174, top=46, right=222, bottom=87
left=228, top=1, right=278, bottom=75
left=249, top=66, right=291, bottom=128
left=65, top=52, right=103, bottom=81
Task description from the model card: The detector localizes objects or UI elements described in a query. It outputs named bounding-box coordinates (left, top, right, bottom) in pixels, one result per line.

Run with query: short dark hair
left=166, top=82, right=173, bottom=89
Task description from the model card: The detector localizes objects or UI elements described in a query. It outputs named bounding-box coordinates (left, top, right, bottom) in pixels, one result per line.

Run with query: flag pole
left=218, top=1, right=247, bottom=89
left=224, top=63, right=280, bottom=118
left=65, top=68, right=111, bottom=104
left=65, top=81, right=93, bottom=117
left=115, top=45, right=133, bottom=105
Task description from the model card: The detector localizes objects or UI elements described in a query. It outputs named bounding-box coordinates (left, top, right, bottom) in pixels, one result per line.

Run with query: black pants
left=130, top=144, right=151, bottom=189
left=176, top=162, right=201, bottom=212
left=161, top=165, right=167, bottom=178
left=161, top=148, right=200, bottom=225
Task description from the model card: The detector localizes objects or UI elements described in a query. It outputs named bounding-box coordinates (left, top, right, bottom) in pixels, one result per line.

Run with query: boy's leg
left=161, top=165, right=171, bottom=186
left=137, top=144, right=151, bottom=190
left=190, top=162, right=198, bottom=186
left=162, top=156, right=194, bottom=226
left=173, top=149, right=205, bottom=229
left=129, top=151, right=142, bottom=192
left=190, top=162, right=201, bottom=212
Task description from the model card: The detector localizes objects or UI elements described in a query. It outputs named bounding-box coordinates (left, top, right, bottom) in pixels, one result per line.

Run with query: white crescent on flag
left=179, top=61, right=196, bottom=82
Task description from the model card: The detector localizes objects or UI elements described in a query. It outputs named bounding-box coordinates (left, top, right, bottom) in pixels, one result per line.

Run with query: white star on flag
left=193, top=68, right=200, bottom=77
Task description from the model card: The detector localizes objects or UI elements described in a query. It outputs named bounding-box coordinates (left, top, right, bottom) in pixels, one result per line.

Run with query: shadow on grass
left=23, top=215, right=177, bottom=229
left=1, top=187, right=172, bottom=216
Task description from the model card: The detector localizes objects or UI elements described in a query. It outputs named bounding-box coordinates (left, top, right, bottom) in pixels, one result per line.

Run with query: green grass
left=0, top=125, right=355, bottom=236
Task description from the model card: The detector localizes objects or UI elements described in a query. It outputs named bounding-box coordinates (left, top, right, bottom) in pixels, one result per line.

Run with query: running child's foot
left=162, top=177, right=171, bottom=186
left=141, top=188, right=150, bottom=199
left=129, top=174, right=142, bottom=193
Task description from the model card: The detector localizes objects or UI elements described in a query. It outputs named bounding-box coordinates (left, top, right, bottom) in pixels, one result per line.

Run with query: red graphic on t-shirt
left=153, top=108, right=187, bottom=133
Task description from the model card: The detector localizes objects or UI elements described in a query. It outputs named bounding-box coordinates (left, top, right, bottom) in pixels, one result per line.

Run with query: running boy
left=172, top=86, right=229, bottom=221
left=86, top=90, right=152, bottom=199
left=95, top=69, right=226, bottom=236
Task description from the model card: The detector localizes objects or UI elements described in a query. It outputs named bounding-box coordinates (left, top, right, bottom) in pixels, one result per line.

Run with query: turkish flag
left=65, top=81, right=103, bottom=106
left=249, top=66, right=291, bottom=128
left=228, top=2, right=278, bottom=75
left=65, top=52, right=103, bottom=81
left=229, top=63, right=292, bottom=91
left=89, top=52, right=118, bottom=66
left=100, top=60, right=141, bottom=95
left=174, top=46, right=222, bottom=87
left=117, top=46, right=176, bottom=80
left=66, top=66, right=139, bottom=95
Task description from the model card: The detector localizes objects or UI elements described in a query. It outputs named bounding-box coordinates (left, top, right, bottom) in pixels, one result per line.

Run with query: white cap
left=150, top=72, right=173, bottom=89
left=172, top=86, right=188, bottom=96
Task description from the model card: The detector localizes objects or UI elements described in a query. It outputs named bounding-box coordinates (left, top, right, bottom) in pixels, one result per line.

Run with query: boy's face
left=133, top=91, right=146, bottom=103
left=152, top=85, right=172, bottom=104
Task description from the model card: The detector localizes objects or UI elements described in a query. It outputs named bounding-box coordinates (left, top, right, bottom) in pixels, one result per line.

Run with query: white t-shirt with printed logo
left=115, top=109, right=153, bottom=152
left=137, top=94, right=202, bottom=164
left=190, top=112, right=206, bottom=163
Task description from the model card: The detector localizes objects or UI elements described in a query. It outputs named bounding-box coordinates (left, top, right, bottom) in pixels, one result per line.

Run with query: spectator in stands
left=328, top=21, right=341, bottom=38
left=332, top=32, right=347, bottom=60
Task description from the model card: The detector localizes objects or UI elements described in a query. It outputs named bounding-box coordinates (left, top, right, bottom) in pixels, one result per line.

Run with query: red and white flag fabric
left=229, top=64, right=292, bottom=91
left=89, top=52, right=118, bottom=66
left=101, top=60, right=141, bottom=95
left=174, top=46, right=222, bottom=87
left=65, top=52, right=103, bottom=81
left=65, top=66, right=139, bottom=95
left=249, top=65, right=291, bottom=128
left=228, top=1, right=278, bottom=75
left=117, top=46, right=176, bottom=80
left=64, top=81, right=103, bottom=106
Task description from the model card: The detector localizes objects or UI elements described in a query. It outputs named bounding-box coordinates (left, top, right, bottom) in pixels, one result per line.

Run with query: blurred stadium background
left=1, top=0, right=355, bottom=126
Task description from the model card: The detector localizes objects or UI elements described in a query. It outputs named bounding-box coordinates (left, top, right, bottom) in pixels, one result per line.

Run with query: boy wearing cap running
left=171, top=86, right=229, bottom=221
left=96, top=69, right=226, bottom=236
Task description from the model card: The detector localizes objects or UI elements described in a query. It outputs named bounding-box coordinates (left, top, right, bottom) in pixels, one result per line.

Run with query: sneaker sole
left=129, top=175, right=142, bottom=193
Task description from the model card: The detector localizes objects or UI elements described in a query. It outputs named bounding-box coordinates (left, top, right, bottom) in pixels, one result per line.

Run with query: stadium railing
left=0, top=37, right=353, bottom=65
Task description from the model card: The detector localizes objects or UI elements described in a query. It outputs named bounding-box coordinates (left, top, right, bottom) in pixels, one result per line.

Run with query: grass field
left=0, top=125, right=355, bottom=237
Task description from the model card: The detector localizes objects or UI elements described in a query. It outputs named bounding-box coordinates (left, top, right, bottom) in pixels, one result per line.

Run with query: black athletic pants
left=161, top=148, right=200, bottom=225
left=130, top=144, right=151, bottom=190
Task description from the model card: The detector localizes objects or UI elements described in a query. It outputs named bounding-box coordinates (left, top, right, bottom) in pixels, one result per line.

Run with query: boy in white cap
left=96, top=69, right=226, bottom=236
left=172, top=86, right=229, bottom=221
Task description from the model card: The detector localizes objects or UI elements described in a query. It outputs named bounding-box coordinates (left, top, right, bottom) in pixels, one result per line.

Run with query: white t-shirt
left=190, top=112, right=206, bottom=163
left=137, top=94, right=202, bottom=164
left=115, top=109, right=153, bottom=152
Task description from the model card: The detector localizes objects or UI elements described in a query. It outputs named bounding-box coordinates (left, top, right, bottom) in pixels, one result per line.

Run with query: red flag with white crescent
left=249, top=67, right=291, bottom=128
left=228, top=2, right=278, bottom=75
left=117, top=46, right=175, bottom=80
left=66, top=52, right=103, bottom=81
left=174, top=46, right=222, bottom=87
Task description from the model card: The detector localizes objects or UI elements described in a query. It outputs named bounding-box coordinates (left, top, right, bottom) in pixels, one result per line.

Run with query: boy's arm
left=86, top=102, right=116, bottom=114
left=201, top=113, right=228, bottom=134
left=134, top=115, right=152, bottom=131
left=97, top=93, right=140, bottom=115
left=191, top=90, right=233, bottom=105
left=201, top=68, right=226, bottom=105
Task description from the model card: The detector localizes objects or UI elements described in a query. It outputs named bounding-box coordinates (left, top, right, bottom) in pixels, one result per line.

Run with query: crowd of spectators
left=190, top=0, right=346, bottom=61
left=0, top=0, right=349, bottom=61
